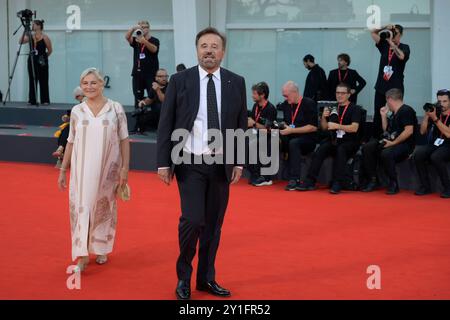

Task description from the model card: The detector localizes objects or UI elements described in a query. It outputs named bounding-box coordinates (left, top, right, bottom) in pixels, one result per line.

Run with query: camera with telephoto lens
left=379, top=27, right=397, bottom=41
left=132, top=29, right=144, bottom=38
left=260, top=118, right=287, bottom=130
left=423, top=102, right=442, bottom=115
left=379, top=131, right=399, bottom=147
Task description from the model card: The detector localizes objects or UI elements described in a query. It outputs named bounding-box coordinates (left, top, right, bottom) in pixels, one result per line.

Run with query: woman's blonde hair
left=80, top=67, right=105, bottom=84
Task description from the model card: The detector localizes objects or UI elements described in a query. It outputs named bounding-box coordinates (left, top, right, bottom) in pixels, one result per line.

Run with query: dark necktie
left=207, top=74, right=220, bottom=130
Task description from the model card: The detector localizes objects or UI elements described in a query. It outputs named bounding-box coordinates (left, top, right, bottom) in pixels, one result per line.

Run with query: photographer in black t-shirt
left=126, top=20, right=160, bottom=109
left=371, top=24, right=410, bottom=139
left=413, top=89, right=450, bottom=198
left=247, top=82, right=277, bottom=186
left=278, top=81, right=318, bottom=191
left=297, top=82, right=362, bottom=194
left=132, top=68, right=168, bottom=134
left=361, top=88, right=417, bottom=195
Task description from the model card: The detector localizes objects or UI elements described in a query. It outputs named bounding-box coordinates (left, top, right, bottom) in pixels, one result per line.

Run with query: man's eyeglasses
left=336, top=91, right=349, bottom=95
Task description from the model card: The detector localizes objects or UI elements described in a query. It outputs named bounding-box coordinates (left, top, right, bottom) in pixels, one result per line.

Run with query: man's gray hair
left=283, top=81, right=299, bottom=93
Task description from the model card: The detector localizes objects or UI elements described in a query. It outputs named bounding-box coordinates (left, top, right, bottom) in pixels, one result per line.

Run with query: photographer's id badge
left=139, top=53, right=146, bottom=60
left=289, top=124, right=296, bottom=129
left=383, top=66, right=394, bottom=81
left=336, top=130, right=346, bottom=139
left=434, top=138, right=445, bottom=147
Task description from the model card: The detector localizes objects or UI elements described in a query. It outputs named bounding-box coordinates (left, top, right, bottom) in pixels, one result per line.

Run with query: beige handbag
left=116, top=183, right=131, bottom=201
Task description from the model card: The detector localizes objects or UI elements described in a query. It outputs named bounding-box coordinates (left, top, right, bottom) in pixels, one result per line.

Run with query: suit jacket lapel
left=220, top=68, right=230, bottom=130
left=187, top=67, right=200, bottom=127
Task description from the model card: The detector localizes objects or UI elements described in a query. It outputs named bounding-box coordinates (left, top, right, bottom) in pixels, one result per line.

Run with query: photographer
left=247, top=82, right=277, bottom=186
left=132, top=68, right=168, bottom=134
left=125, top=20, right=160, bottom=109
left=278, top=81, right=318, bottom=191
left=371, top=24, right=410, bottom=138
left=413, top=89, right=450, bottom=198
left=361, top=88, right=417, bottom=195
left=297, top=83, right=361, bottom=194
left=327, top=53, right=366, bottom=104
left=19, top=19, right=52, bottom=105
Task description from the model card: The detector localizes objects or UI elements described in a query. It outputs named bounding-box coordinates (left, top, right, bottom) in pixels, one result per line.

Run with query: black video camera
left=17, top=9, right=34, bottom=27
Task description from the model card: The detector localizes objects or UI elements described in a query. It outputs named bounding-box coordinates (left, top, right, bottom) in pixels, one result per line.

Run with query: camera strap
left=387, top=48, right=395, bottom=66
left=137, top=44, right=146, bottom=69
left=338, top=69, right=349, bottom=83
left=338, top=102, right=351, bottom=125
left=291, top=97, right=303, bottom=125
left=254, top=101, right=268, bottom=124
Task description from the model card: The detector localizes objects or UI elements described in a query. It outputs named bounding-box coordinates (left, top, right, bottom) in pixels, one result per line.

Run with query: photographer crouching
left=361, top=89, right=417, bottom=195
left=278, top=81, right=318, bottom=191
left=297, top=82, right=361, bottom=194
left=413, top=90, right=450, bottom=198
left=246, top=82, right=278, bottom=186
left=131, top=68, right=168, bottom=134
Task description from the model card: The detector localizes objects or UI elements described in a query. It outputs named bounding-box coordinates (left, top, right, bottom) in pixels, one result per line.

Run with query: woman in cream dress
left=58, top=68, right=130, bottom=271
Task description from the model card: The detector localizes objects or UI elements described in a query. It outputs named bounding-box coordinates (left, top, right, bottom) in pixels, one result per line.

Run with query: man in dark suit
left=327, top=53, right=366, bottom=104
left=157, top=27, right=247, bottom=300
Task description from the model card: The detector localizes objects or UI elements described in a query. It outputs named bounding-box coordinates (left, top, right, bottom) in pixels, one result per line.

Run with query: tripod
left=3, top=19, right=39, bottom=107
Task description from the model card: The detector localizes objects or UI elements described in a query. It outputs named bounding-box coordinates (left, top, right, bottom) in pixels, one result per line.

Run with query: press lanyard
left=291, top=97, right=303, bottom=125
left=338, top=102, right=351, bottom=125
left=255, top=101, right=268, bottom=124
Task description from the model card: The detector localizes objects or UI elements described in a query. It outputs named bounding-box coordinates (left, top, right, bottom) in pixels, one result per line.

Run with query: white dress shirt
left=183, top=66, right=222, bottom=155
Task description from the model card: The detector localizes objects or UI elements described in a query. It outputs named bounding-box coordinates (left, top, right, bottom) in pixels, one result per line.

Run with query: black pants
left=28, top=58, right=49, bottom=105
left=132, top=72, right=153, bottom=109
left=362, top=139, right=412, bottom=183
left=175, top=162, right=230, bottom=282
left=306, top=140, right=359, bottom=184
left=246, top=132, right=273, bottom=180
left=413, top=144, right=450, bottom=190
left=373, top=91, right=386, bottom=139
left=287, top=136, right=316, bottom=181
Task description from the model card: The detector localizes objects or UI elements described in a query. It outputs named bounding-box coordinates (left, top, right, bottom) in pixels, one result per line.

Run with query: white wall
left=0, top=0, right=9, bottom=100
left=431, top=0, right=450, bottom=97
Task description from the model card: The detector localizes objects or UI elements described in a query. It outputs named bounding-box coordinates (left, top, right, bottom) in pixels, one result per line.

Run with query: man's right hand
left=247, top=117, right=256, bottom=128
left=322, top=108, right=331, bottom=119
left=158, top=168, right=173, bottom=186
left=380, top=106, right=389, bottom=117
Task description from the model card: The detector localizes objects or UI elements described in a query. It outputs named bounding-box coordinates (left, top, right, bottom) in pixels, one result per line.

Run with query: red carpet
left=0, top=161, right=449, bottom=300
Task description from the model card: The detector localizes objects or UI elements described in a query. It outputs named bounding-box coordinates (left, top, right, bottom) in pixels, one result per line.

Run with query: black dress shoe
left=386, top=181, right=400, bottom=195
left=329, top=182, right=342, bottom=194
left=361, top=178, right=378, bottom=192
left=296, top=179, right=316, bottom=191
left=441, top=189, right=450, bottom=199
left=414, top=186, right=432, bottom=196
left=175, top=280, right=191, bottom=300
left=196, top=281, right=231, bottom=297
